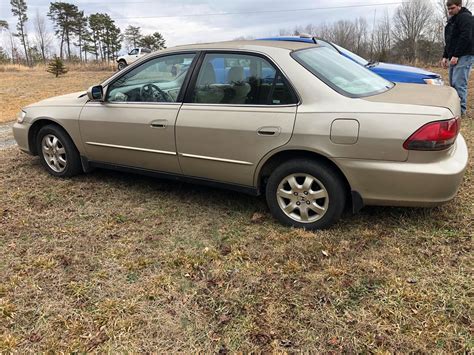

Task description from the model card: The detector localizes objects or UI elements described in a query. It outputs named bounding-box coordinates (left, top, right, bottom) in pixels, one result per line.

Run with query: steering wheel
left=140, top=83, right=172, bottom=102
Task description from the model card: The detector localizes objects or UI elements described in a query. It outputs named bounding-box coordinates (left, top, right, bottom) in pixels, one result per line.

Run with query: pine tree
left=47, top=56, right=68, bottom=77
left=10, top=0, right=30, bottom=65
left=124, top=25, right=142, bottom=50
left=88, top=13, right=121, bottom=62
left=48, top=2, right=80, bottom=60
left=138, top=32, right=166, bottom=51
left=74, top=12, right=88, bottom=62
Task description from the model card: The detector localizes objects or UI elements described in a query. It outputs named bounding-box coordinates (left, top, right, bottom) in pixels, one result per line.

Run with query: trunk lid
left=364, top=83, right=460, bottom=117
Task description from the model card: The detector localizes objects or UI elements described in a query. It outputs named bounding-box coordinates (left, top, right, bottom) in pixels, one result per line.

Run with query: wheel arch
left=28, top=118, right=77, bottom=156
left=255, top=148, right=361, bottom=213
left=117, top=59, right=127, bottom=67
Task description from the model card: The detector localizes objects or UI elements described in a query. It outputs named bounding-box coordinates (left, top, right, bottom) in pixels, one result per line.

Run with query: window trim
left=290, top=47, right=393, bottom=99
left=182, top=50, right=300, bottom=106
left=104, top=51, right=200, bottom=104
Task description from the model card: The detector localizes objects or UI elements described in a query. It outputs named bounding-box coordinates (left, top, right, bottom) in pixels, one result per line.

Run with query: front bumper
left=12, top=121, right=32, bottom=154
left=336, top=135, right=469, bottom=207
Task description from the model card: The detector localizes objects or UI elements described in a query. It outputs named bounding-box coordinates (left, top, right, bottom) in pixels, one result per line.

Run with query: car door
left=128, top=48, right=140, bottom=64
left=176, top=51, right=299, bottom=186
left=79, top=52, right=197, bottom=174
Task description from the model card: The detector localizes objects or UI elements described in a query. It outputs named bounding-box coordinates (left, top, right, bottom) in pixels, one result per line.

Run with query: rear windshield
left=291, top=47, right=393, bottom=97
left=332, top=43, right=369, bottom=66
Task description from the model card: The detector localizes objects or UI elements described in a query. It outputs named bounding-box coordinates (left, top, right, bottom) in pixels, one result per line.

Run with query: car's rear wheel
left=265, top=159, right=346, bottom=230
left=36, top=125, right=82, bottom=177
left=117, top=60, right=127, bottom=70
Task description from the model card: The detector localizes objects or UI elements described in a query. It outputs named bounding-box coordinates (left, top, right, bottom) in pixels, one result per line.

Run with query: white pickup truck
left=116, top=47, right=152, bottom=70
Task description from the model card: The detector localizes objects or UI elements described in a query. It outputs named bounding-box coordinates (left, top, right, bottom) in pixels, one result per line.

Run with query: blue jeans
left=449, top=55, right=474, bottom=114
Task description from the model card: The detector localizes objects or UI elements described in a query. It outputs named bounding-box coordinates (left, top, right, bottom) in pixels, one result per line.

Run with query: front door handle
left=257, top=126, right=281, bottom=136
left=150, top=119, right=168, bottom=128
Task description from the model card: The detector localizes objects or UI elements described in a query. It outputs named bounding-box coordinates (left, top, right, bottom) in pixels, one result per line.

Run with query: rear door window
left=190, top=52, right=297, bottom=105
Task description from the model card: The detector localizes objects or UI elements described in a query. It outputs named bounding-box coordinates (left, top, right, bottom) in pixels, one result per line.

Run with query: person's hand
left=450, top=56, right=459, bottom=66
left=441, top=58, right=448, bottom=68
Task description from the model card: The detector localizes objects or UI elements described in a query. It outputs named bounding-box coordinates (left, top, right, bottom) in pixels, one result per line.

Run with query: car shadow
left=82, top=167, right=449, bottom=230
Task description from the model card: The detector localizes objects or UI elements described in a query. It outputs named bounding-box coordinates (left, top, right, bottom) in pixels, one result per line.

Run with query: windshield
left=292, top=47, right=393, bottom=97
left=332, top=43, right=369, bottom=66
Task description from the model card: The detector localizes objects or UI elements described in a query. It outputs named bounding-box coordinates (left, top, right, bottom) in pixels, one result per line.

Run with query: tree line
left=279, top=0, right=473, bottom=64
left=0, top=0, right=167, bottom=65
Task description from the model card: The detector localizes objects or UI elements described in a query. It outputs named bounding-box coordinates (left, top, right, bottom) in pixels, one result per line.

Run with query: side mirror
left=87, top=85, right=104, bottom=101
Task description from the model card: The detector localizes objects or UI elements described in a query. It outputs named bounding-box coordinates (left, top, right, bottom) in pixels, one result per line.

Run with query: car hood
left=26, top=91, right=89, bottom=108
left=364, top=83, right=460, bottom=116
left=371, top=62, right=439, bottom=78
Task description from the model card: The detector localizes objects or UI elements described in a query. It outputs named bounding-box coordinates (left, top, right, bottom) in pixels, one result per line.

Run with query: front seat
left=227, top=66, right=251, bottom=104
left=195, top=62, right=224, bottom=103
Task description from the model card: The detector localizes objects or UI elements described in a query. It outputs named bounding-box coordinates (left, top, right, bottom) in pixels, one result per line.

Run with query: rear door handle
left=257, top=126, right=281, bottom=136
left=150, top=119, right=168, bottom=128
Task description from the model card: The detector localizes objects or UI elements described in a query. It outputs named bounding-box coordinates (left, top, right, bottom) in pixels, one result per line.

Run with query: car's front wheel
left=117, top=60, right=127, bottom=70
left=265, top=159, right=346, bottom=230
left=36, top=125, right=82, bottom=177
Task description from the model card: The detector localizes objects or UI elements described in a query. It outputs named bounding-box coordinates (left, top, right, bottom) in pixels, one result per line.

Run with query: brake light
left=403, top=117, right=460, bottom=151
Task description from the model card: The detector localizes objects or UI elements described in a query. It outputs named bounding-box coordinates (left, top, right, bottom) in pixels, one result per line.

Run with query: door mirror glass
left=87, top=85, right=104, bottom=101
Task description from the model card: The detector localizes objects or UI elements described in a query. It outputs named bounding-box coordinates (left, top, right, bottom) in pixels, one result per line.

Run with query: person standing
left=441, top=0, right=474, bottom=115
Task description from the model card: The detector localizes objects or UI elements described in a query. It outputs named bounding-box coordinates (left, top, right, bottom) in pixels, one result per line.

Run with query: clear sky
left=0, top=0, right=413, bottom=51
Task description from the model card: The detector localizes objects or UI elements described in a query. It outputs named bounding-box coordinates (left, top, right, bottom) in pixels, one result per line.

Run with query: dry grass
left=0, top=67, right=473, bottom=352
left=0, top=68, right=114, bottom=123
left=0, top=62, right=116, bottom=73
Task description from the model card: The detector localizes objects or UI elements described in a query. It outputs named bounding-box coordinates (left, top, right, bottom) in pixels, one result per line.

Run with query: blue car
left=259, top=36, right=444, bottom=85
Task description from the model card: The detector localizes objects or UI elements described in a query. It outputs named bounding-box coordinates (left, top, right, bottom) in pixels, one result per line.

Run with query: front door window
left=107, top=53, right=196, bottom=103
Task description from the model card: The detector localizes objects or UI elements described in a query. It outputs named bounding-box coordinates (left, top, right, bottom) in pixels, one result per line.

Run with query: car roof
left=170, top=40, right=317, bottom=52
left=259, top=36, right=316, bottom=44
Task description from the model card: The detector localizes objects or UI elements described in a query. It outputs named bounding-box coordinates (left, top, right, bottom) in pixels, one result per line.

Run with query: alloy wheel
left=41, top=134, right=67, bottom=173
left=276, top=173, right=329, bottom=223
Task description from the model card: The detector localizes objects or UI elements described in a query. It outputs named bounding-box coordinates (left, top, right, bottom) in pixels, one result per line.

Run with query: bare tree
left=392, top=0, right=434, bottom=61
left=353, top=17, right=369, bottom=57
left=373, top=11, right=392, bottom=61
left=278, top=18, right=371, bottom=58
left=33, top=10, right=52, bottom=64
left=0, top=20, right=17, bottom=64
left=233, top=35, right=255, bottom=40
left=314, top=22, right=334, bottom=41
left=0, top=21, right=11, bottom=62
left=331, top=20, right=355, bottom=50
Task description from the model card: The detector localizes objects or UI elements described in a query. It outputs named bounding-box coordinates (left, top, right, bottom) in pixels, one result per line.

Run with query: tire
left=265, top=159, right=346, bottom=230
left=117, top=60, right=127, bottom=70
left=36, top=124, right=82, bottom=177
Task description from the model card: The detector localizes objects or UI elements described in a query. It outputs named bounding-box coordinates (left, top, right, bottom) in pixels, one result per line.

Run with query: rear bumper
left=12, top=122, right=32, bottom=154
left=336, top=135, right=468, bottom=207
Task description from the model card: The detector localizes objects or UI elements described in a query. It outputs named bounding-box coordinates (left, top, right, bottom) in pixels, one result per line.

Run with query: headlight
left=424, top=78, right=444, bottom=85
left=17, top=110, right=26, bottom=123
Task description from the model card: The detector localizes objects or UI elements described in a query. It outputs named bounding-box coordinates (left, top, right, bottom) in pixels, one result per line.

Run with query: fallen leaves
left=250, top=212, right=265, bottom=223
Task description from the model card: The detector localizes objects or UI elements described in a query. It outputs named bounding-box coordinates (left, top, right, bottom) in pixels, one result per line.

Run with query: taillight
left=403, top=117, right=460, bottom=151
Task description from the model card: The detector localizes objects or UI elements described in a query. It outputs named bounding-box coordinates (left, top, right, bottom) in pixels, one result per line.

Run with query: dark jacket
left=443, top=7, right=474, bottom=59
